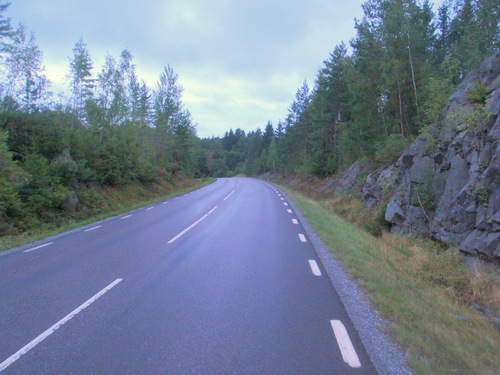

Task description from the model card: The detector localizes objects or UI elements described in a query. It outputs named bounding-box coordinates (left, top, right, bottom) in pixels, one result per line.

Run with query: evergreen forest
left=0, top=0, right=499, bottom=235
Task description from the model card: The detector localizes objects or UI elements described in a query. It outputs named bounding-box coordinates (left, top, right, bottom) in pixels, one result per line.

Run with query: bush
left=465, top=80, right=489, bottom=106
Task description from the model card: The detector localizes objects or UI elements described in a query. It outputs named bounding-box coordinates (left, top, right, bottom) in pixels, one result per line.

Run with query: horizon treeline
left=0, top=1, right=203, bottom=234
left=204, top=0, right=499, bottom=177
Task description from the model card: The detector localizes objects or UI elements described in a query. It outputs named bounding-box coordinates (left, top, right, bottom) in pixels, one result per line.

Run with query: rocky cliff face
left=334, top=51, right=500, bottom=263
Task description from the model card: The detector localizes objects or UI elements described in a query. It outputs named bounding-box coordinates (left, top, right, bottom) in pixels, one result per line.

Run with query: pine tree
left=0, top=0, right=12, bottom=53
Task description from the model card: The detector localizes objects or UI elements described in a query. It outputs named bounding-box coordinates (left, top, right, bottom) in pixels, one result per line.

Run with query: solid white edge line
left=0, top=278, right=123, bottom=372
left=23, top=242, right=53, bottom=253
left=298, top=233, right=307, bottom=242
left=84, top=225, right=102, bottom=232
left=168, top=206, right=218, bottom=244
left=223, top=190, right=235, bottom=201
left=121, top=215, right=132, bottom=219
left=308, top=259, right=322, bottom=276
left=292, top=219, right=298, bottom=224
left=330, top=320, right=362, bottom=368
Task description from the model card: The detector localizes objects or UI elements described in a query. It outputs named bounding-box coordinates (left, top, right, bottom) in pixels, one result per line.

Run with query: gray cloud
left=7, top=0, right=366, bottom=137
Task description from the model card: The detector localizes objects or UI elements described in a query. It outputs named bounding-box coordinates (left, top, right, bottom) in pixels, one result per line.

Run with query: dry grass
left=283, top=186, right=500, bottom=375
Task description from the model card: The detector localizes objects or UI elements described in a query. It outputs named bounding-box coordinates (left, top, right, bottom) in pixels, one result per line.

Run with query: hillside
left=324, top=51, right=500, bottom=263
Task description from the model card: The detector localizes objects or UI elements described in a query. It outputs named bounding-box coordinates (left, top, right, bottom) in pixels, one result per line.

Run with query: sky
left=6, top=0, right=369, bottom=138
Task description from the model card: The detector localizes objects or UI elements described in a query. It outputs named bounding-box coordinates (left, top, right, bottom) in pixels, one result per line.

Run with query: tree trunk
left=408, top=38, right=420, bottom=116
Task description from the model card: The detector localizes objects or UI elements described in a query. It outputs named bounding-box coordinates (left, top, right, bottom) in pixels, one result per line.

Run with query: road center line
left=0, top=278, right=123, bottom=372
left=23, top=242, right=53, bottom=253
left=121, top=215, right=132, bottom=219
left=223, top=190, right=235, bottom=201
left=168, top=206, right=218, bottom=244
left=292, top=219, right=298, bottom=224
left=84, top=225, right=102, bottom=232
left=330, top=320, right=362, bottom=368
left=298, top=233, right=307, bottom=242
left=309, top=260, right=322, bottom=276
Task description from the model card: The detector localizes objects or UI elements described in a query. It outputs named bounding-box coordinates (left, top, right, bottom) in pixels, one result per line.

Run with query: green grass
left=284, top=187, right=500, bottom=375
left=0, top=178, right=215, bottom=252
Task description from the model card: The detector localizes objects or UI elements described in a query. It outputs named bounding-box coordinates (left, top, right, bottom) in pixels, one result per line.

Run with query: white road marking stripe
left=168, top=206, right=218, bottom=244
left=309, top=260, right=322, bottom=276
left=223, top=190, right=235, bottom=201
left=23, top=242, right=53, bottom=253
left=292, top=219, right=298, bottom=224
left=280, top=198, right=284, bottom=200
left=298, top=234, right=307, bottom=242
left=84, top=225, right=102, bottom=232
left=0, top=278, right=123, bottom=372
left=121, top=215, right=132, bottom=219
left=146, top=207, right=154, bottom=210
left=162, top=201, right=169, bottom=204
left=287, top=209, right=293, bottom=213
left=283, top=202, right=288, bottom=206
left=330, top=320, right=362, bottom=368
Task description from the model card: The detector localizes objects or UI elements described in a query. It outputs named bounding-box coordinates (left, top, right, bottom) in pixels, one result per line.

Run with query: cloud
left=6, top=0, right=366, bottom=137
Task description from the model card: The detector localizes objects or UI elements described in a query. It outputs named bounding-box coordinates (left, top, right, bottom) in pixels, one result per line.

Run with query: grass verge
left=0, top=177, right=215, bottom=252
left=283, top=187, right=500, bottom=375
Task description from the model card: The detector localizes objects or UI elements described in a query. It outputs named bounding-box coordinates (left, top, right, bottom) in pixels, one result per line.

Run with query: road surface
left=0, top=178, right=377, bottom=374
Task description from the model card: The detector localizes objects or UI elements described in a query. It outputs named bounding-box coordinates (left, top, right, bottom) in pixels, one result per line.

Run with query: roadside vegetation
left=281, top=183, right=500, bottom=375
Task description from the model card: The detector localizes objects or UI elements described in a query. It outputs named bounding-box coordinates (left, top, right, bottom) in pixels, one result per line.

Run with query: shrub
left=465, top=80, right=489, bottom=106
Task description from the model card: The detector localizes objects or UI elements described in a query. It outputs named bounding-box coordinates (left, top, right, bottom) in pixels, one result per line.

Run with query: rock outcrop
left=324, top=51, right=500, bottom=263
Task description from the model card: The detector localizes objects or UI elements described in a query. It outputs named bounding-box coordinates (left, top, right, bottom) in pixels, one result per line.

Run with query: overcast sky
left=7, top=0, right=370, bottom=138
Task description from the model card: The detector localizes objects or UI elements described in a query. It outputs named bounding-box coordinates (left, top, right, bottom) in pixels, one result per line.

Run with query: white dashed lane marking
left=330, top=320, right=362, bottom=368
left=121, top=215, right=133, bottom=219
left=84, top=225, right=102, bottom=232
left=223, top=190, right=235, bottom=201
left=0, top=278, right=123, bottom=372
left=298, top=234, right=307, bottom=242
left=287, top=209, right=293, bottom=213
left=309, top=260, right=322, bottom=276
left=168, top=206, right=218, bottom=244
left=146, top=207, right=154, bottom=211
left=23, top=242, right=53, bottom=253
left=292, top=219, right=298, bottom=224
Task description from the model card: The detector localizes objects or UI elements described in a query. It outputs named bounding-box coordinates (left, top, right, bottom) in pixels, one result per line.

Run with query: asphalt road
left=0, top=178, right=377, bottom=374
